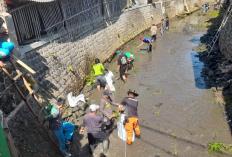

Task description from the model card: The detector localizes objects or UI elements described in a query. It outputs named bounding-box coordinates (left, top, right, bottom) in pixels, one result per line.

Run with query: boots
left=103, top=140, right=109, bottom=155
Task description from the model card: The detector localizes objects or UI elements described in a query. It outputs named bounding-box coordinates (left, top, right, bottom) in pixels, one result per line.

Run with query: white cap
left=89, top=104, right=99, bottom=112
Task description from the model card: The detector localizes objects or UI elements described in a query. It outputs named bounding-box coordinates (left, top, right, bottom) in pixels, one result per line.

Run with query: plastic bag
left=104, top=71, right=115, bottom=91
left=117, top=114, right=135, bottom=141
left=67, top=92, right=86, bottom=107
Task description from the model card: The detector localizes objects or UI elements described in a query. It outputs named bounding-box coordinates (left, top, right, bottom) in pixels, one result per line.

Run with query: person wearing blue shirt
left=137, top=36, right=153, bottom=52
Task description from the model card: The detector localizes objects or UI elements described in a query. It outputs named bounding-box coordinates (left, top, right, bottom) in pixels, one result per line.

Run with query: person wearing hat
left=100, top=89, right=119, bottom=135
left=93, top=58, right=112, bottom=92
left=124, top=52, right=135, bottom=70
left=119, top=89, right=141, bottom=145
left=161, top=19, right=166, bottom=36
left=40, top=98, right=74, bottom=157
left=116, top=50, right=128, bottom=81
left=80, top=104, right=115, bottom=155
left=137, top=36, right=153, bottom=52
left=150, top=23, right=157, bottom=42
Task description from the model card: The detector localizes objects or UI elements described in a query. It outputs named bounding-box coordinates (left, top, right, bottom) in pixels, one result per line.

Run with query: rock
left=217, top=81, right=230, bottom=91
left=82, top=85, right=93, bottom=93
left=215, top=70, right=221, bottom=76
left=74, top=121, right=80, bottom=126
left=84, top=92, right=91, bottom=97
left=210, top=87, right=217, bottom=92
left=72, top=107, right=79, bottom=112
left=78, top=110, right=86, bottom=116
left=61, top=112, right=69, bottom=119
left=79, top=103, right=88, bottom=111
left=208, top=70, right=214, bottom=77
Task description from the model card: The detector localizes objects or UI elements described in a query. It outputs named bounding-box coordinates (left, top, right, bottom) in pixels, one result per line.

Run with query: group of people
left=202, top=2, right=210, bottom=12
left=41, top=88, right=140, bottom=157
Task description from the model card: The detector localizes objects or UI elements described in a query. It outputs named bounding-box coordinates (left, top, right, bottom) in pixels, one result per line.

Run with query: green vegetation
left=194, top=3, right=199, bottom=7
left=117, top=32, right=120, bottom=37
left=69, top=66, right=74, bottom=72
left=206, top=10, right=220, bottom=18
left=37, top=93, right=43, bottom=98
left=129, top=50, right=135, bottom=54
left=172, top=134, right=177, bottom=138
left=155, top=110, right=160, bottom=114
left=132, top=23, right=134, bottom=27
left=157, top=89, right=163, bottom=93
left=51, top=52, right=55, bottom=57
left=134, top=66, right=140, bottom=72
left=207, top=142, right=232, bottom=154
left=170, top=144, right=178, bottom=155
left=196, top=22, right=212, bottom=27
left=133, top=43, right=140, bottom=46
left=113, top=111, right=120, bottom=118
left=170, top=26, right=176, bottom=29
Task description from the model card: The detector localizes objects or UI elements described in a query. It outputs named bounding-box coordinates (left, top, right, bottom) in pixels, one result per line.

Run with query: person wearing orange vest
left=93, top=58, right=111, bottom=92
left=119, top=89, right=141, bottom=145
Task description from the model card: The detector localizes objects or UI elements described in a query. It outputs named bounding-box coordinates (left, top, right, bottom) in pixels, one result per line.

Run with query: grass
left=134, top=66, right=140, bottom=72
left=129, top=50, right=135, bottom=54
left=172, top=134, right=177, bottom=138
left=196, top=22, right=212, bottom=28
left=207, top=142, right=231, bottom=154
left=117, top=33, right=120, bottom=37
left=170, top=26, right=176, bottom=29
left=51, top=52, right=55, bottom=57
left=133, top=43, right=140, bottom=46
left=206, top=10, right=220, bottom=18
left=194, top=3, right=199, bottom=7
left=155, top=110, right=160, bottom=114
left=170, top=144, right=178, bottom=155
left=157, top=89, right=163, bottom=93
left=69, top=66, right=74, bottom=72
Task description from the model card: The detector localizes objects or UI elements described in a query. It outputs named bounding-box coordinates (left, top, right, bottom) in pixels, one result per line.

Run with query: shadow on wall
left=189, top=7, right=232, bottom=136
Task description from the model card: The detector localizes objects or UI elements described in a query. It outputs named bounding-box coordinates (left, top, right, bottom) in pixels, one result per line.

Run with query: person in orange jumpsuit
left=119, top=89, right=141, bottom=145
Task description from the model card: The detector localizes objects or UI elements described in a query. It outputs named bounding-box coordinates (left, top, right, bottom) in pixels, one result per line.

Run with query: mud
left=70, top=9, right=232, bottom=157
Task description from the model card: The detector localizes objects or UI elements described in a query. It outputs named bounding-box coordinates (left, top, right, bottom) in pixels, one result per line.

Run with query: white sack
left=67, top=92, right=86, bottom=107
left=105, top=71, right=115, bottom=91
left=117, top=114, right=135, bottom=141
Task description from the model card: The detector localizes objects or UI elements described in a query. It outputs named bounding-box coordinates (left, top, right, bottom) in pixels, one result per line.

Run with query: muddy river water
left=76, top=12, right=232, bottom=157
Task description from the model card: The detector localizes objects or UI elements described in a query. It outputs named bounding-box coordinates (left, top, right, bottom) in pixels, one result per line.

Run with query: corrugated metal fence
left=8, top=0, right=127, bottom=44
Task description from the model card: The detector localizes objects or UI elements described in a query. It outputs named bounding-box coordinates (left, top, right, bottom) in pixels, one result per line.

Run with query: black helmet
left=95, top=58, right=100, bottom=64
left=57, top=97, right=65, bottom=105
left=127, top=89, right=139, bottom=97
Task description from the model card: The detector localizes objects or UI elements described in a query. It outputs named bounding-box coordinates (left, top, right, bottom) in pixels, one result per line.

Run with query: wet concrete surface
left=73, top=11, right=232, bottom=157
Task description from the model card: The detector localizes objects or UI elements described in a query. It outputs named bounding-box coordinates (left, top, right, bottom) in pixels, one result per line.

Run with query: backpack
left=121, top=55, right=127, bottom=65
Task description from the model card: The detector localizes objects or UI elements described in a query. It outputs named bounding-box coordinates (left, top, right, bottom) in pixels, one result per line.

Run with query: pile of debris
left=197, top=44, right=232, bottom=131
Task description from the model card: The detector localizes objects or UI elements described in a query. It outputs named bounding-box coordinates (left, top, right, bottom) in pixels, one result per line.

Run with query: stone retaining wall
left=219, top=13, right=232, bottom=60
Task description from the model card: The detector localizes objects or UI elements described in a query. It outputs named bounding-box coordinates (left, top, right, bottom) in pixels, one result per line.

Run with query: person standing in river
left=125, top=52, right=134, bottom=70
left=80, top=104, right=115, bottom=155
left=150, top=23, right=157, bottom=42
left=119, top=89, right=141, bottom=145
left=116, top=50, right=128, bottom=82
left=161, top=19, right=165, bottom=36
left=166, top=17, right=169, bottom=33
left=100, top=89, right=120, bottom=135
left=137, top=36, right=153, bottom=52
left=93, top=58, right=112, bottom=92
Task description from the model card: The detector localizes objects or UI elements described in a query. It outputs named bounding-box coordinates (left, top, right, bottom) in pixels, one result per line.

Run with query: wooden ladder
left=1, top=59, right=65, bottom=157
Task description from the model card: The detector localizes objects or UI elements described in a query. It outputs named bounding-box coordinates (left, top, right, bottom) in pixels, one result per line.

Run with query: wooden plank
left=10, top=54, right=36, bottom=74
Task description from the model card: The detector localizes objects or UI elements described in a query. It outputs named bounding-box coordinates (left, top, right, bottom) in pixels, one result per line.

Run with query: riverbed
left=72, top=11, right=232, bottom=157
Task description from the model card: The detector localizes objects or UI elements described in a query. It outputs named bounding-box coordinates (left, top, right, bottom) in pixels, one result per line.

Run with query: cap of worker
left=89, top=104, right=99, bottom=112
left=57, top=97, right=66, bottom=105
left=117, top=50, right=121, bottom=55
left=161, top=19, right=164, bottom=21
left=104, top=89, right=112, bottom=97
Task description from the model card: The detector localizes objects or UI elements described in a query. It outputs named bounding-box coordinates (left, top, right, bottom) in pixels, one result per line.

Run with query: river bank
left=65, top=8, right=232, bottom=157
